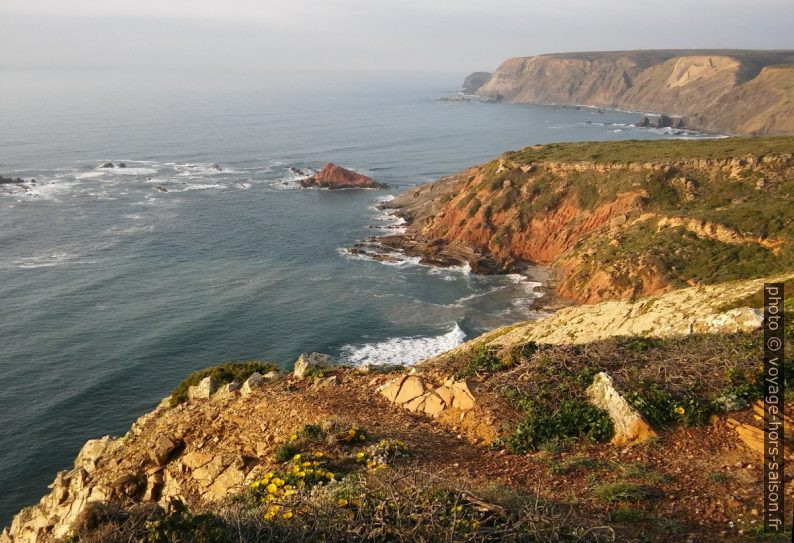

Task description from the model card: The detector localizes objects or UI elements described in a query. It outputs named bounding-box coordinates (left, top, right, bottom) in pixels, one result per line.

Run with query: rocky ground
left=3, top=274, right=792, bottom=543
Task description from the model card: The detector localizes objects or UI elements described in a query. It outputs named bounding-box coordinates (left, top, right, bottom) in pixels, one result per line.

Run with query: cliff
left=3, top=273, right=792, bottom=542
left=472, top=50, right=794, bottom=136
left=379, top=137, right=794, bottom=304
left=462, top=72, right=492, bottom=94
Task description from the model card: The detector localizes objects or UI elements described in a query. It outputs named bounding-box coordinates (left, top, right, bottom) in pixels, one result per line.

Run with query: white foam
left=107, top=167, right=159, bottom=176
left=75, top=172, right=106, bottom=179
left=339, top=323, right=466, bottom=366
left=12, top=252, right=76, bottom=269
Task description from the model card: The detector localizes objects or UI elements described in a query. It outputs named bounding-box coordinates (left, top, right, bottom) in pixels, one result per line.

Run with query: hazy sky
left=1, top=0, right=793, bottom=73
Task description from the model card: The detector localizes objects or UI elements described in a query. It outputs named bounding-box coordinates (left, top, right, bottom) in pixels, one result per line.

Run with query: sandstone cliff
left=472, top=50, right=794, bottom=136
left=379, top=137, right=794, bottom=303
left=3, top=273, right=791, bottom=542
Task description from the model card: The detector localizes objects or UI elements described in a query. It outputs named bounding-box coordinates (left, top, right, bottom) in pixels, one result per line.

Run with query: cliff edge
left=2, top=273, right=792, bottom=542
left=470, top=50, right=794, bottom=136
left=378, top=137, right=794, bottom=303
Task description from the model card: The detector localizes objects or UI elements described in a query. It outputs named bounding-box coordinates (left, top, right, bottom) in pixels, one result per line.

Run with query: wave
left=339, top=323, right=466, bottom=366
left=10, top=251, right=77, bottom=269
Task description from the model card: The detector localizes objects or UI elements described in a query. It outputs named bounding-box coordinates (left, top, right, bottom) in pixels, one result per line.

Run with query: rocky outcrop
left=376, top=137, right=794, bottom=304
left=293, top=352, right=335, bottom=379
left=586, top=372, right=656, bottom=446
left=462, top=72, right=492, bottom=94
left=300, top=163, right=387, bottom=190
left=379, top=374, right=476, bottom=417
left=474, top=50, right=794, bottom=136
left=431, top=273, right=791, bottom=360
left=0, top=176, right=26, bottom=185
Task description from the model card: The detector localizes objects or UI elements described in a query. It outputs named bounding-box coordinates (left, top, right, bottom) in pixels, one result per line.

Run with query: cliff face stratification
left=472, top=50, right=794, bottom=136
left=379, top=137, right=794, bottom=303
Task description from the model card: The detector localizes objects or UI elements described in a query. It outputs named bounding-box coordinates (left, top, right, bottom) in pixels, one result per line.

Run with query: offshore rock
left=299, top=163, right=388, bottom=190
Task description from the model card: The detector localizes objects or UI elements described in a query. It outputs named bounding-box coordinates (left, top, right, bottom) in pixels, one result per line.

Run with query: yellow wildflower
left=297, top=471, right=306, bottom=477
left=267, top=483, right=278, bottom=494
left=676, top=406, right=685, bottom=415
left=356, top=452, right=365, bottom=459
left=293, top=454, right=301, bottom=461
left=325, top=472, right=335, bottom=479
left=290, top=434, right=298, bottom=441
left=282, top=511, right=293, bottom=520
left=338, top=498, right=349, bottom=507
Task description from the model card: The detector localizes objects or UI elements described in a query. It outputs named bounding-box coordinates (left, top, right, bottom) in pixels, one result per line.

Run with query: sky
left=1, top=0, right=793, bottom=74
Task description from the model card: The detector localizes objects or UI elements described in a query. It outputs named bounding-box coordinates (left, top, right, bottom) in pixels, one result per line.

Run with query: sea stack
left=300, top=163, right=388, bottom=190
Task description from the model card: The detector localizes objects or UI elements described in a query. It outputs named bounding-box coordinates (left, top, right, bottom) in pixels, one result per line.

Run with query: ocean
left=0, top=70, right=714, bottom=524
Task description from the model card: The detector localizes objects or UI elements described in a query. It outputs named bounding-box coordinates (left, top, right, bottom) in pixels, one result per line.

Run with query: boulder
left=117, top=163, right=126, bottom=168
left=149, top=434, right=180, bottom=466
left=379, top=375, right=408, bottom=402
left=293, top=352, right=335, bottom=379
left=241, top=373, right=264, bottom=395
left=99, top=162, right=114, bottom=168
left=299, top=163, right=388, bottom=190
left=188, top=376, right=218, bottom=400
left=423, top=393, right=446, bottom=416
left=450, top=381, right=476, bottom=411
left=586, top=372, right=656, bottom=446
left=394, top=376, right=425, bottom=404
left=75, top=436, right=118, bottom=472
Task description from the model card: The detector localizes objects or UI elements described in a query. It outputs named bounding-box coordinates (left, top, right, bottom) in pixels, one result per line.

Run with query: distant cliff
left=379, top=137, right=794, bottom=303
left=469, top=50, right=794, bottom=136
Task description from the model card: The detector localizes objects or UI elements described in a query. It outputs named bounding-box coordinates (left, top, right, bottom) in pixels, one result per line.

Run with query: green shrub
left=456, top=346, right=504, bottom=378
left=507, top=400, right=613, bottom=454
left=169, top=361, right=278, bottom=407
left=467, top=197, right=482, bottom=216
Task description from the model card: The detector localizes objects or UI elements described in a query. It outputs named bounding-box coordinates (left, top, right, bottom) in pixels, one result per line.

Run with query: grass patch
left=592, top=482, right=657, bottom=503
left=549, top=456, right=600, bottom=476
left=169, top=361, right=278, bottom=407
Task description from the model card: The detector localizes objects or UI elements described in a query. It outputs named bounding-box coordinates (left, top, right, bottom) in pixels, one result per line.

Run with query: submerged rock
left=300, top=163, right=388, bottom=190
left=99, top=162, right=114, bottom=169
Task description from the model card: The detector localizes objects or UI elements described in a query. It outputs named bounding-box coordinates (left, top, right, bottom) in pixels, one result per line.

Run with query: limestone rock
left=149, top=434, right=180, bottom=466
left=241, top=373, right=264, bottom=396
left=586, top=372, right=656, bottom=446
left=434, top=386, right=453, bottom=407
left=264, top=370, right=279, bottom=379
left=691, top=307, right=763, bottom=334
left=188, top=376, right=218, bottom=400
left=403, top=394, right=428, bottom=412
left=75, top=435, right=118, bottom=472
left=423, top=393, right=446, bottom=416
left=293, top=352, right=334, bottom=379
left=450, top=381, right=476, bottom=411
left=379, top=375, right=407, bottom=402
left=394, top=376, right=425, bottom=404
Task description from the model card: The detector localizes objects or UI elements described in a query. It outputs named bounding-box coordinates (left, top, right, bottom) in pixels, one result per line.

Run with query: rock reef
left=300, top=163, right=387, bottom=190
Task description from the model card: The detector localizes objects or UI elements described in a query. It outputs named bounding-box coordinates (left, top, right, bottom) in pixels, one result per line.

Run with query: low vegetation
left=169, top=361, right=278, bottom=406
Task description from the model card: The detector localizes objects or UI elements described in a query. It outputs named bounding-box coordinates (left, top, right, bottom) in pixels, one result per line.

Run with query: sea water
left=0, top=70, right=715, bottom=523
